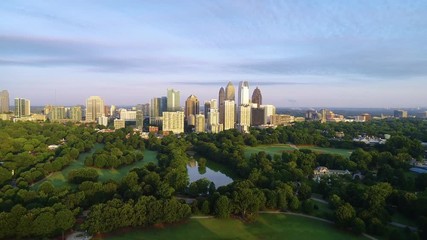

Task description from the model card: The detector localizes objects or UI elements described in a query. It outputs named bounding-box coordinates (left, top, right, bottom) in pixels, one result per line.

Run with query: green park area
left=107, top=213, right=368, bottom=240
left=245, top=144, right=352, bottom=159
left=33, top=144, right=158, bottom=189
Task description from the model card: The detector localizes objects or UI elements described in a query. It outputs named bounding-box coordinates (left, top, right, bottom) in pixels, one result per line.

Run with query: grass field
left=107, top=214, right=368, bottom=240
left=33, top=144, right=158, bottom=189
left=244, top=144, right=353, bottom=159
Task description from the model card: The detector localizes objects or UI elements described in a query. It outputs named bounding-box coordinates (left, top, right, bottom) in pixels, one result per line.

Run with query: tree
left=215, top=195, right=231, bottom=218
left=32, top=211, right=56, bottom=238
left=55, top=209, right=75, bottom=239
left=335, top=203, right=356, bottom=228
left=352, top=217, right=366, bottom=235
left=201, top=200, right=210, bottom=215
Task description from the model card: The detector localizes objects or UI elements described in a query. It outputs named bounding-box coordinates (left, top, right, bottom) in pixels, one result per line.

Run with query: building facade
left=251, top=87, right=262, bottom=108
left=195, top=114, right=205, bottom=133
left=14, top=98, right=30, bottom=117
left=167, top=89, right=180, bottom=111
left=0, top=90, right=9, bottom=113
left=162, top=111, right=184, bottom=134
left=86, top=96, right=105, bottom=122
left=224, top=100, right=235, bottom=130
left=185, top=95, right=200, bottom=119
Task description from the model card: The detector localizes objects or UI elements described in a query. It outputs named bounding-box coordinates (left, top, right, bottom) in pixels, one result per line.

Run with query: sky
left=1, top=0, right=427, bottom=108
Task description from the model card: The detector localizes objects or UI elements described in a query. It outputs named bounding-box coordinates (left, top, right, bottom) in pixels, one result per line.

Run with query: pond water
left=187, top=160, right=234, bottom=187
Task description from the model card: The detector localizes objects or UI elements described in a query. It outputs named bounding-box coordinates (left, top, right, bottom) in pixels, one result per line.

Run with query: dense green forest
left=0, top=119, right=426, bottom=239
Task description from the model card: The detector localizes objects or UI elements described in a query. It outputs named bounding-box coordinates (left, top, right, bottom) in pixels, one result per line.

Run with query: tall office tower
left=204, top=99, right=217, bottom=119
left=160, top=96, right=168, bottom=114
left=162, top=111, right=184, bottom=134
left=218, top=87, right=225, bottom=125
left=251, top=87, right=262, bottom=107
left=238, top=81, right=250, bottom=106
left=167, top=89, right=180, bottom=111
left=86, top=96, right=105, bottom=122
left=110, top=105, right=116, bottom=117
left=70, top=106, right=82, bottom=122
left=195, top=114, right=205, bottom=133
left=185, top=95, right=199, bottom=119
left=142, top=103, right=150, bottom=117
left=260, top=105, right=276, bottom=124
left=208, top=108, right=222, bottom=133
left=0, top=90, right=10, bottom=113
left=251, top=108, right=265, bottom=126
left=14, top=98, right=30, bottom=117
left=238, top=105, right=251, bottom=132
left=48, top=106, right=65, bottom=121
left=136, top=109, right=144, bottom=130
left=104, top=105, right=110, bottom=117
left=150, top=98, right=161, bottom=117
left=225, top=81, right=235, bottom=101
left=224, top=100, right=235, bottom=130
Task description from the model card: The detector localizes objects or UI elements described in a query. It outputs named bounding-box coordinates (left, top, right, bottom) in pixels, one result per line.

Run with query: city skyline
left=1, top=1, right=427, bottom=107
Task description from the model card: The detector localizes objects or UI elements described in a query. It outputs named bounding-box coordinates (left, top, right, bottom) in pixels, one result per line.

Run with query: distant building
left=394, top=110, right=408, bottom=118
left=271, top=114, right=294, bottom=126
left=150, top=97, right=162, bottom=125
left=162, top=111, right=184, bottom=134
left=0, top=90, right=10, bottom=113
left=136, top=109, right=144, bottom=130
left=238, top=81, right=250, bottom=106
left=14, top=98, right=30, bottom=117
left=416, top=111, right=427, bottom=119
left=167, top=89, right=180, bottom=111
left=48, top=106, right=65, bottom=121
left=114, top=119, right=125, bottom=129
left=355, top=113, right=371, bottom=122
left=187, top=114, right=196, bottom=126
left=224, top=100, right=235, bottom=130
left=70, top=106, right=82, bottom=122
left=207, top=108, right=222, bottom=133
left=238, top=105, right=251, bottom=132
left=104, top=105, right=110, bottom=117
left=225, top=81, right=235, bottom=101
left=120, top=109, right=137, bottom=121
left=251, top=87, right=262, bottom=108
left=204, top=99, right=217, bottom=119
left=149, top=126, right=159, bottom=133
left=313, top=166, right=351, bottom=182
left=218, top=87, right=225, bottom=125
left=98, top=116, right=109, bottom=127
left=195, top=114, right=205, bottom=133
left=86, top=96, right=105, bottom=122
left=185, top=95, right=199, bottom=119
left=305, top=110, right=320, bottom=121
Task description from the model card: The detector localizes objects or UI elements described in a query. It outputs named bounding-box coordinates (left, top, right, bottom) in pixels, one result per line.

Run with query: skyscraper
left=224, top=100, right=235, bottom=130
left=195, top=114, right=205, bottom=133
left=70, top=106, right=82, bottom=122
left=218, top=87, right=225, bottom=125
left=238, top=105, right=251, bottom=132
left=150, top=97, right=162, bottom=124
left=238, top=81, right=250, bottom=106
left=86, top=96, right=105, bottom=122
left=0, top=90, right=9, bottom=113
left=185, top=95, right=200, bottom=119
left=251, top=87, right=262, bottom=107
left=14, top=98, right=30, bottom=117
left=225, top=81, right=235, bottom=101
left=48, top=106, right=65, bottom=121
left=167, top=89, right=180, bottom=111
left=163, top=111, right=184, bottom=134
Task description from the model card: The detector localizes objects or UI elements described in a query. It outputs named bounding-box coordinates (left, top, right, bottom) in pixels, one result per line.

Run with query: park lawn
left=107, top=214, right=368, bottom=240
left=391, top=212, right=417, bottom=228
left=244, top=144, right=352, bottom=159
left=244, top=144, right=296, bottom=158
left=33, top=144, right=158, bottom=189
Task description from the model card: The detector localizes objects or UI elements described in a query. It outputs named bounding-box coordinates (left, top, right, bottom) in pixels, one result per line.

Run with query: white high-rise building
left=261, top=105, right=276, bottom=124
left=86, top=96, right=105, bottom=122
left=208, top=108, right=222, bottom=133
left=98, top=116, right=109, bottom=127
left=238, top=81, right=250, bottom=106
left=224, top=100, right=235, bottom=130
left=238, top=105, right=251, bottom=133
left=162, top=111, right=184, bottom=134
left=119, top=109, right=137, bottom=121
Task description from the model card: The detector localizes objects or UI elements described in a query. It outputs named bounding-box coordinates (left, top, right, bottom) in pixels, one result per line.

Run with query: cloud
left=172, top=81, right=310, bottom=86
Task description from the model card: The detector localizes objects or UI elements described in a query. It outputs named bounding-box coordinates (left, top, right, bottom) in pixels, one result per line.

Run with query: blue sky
left=1, top=0, right=426, bottom=107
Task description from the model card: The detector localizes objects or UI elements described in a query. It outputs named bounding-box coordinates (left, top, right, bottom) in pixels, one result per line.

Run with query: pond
left=187, top=160, right=234, bottom=187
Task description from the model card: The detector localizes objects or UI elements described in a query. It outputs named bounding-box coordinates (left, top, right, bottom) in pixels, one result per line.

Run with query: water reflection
left=187, top=160, right=233, bottom=187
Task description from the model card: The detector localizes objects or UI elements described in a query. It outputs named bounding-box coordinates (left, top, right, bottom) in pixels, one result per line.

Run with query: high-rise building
left=70, top=106, right=82, bottom=122
left=110, top=105, right=116, bottom=117
left=104, top=105, right=110, bottom=117
left=208, top=108, right=222, bottom=133
left=162, top=111, right=184, bottom=134
left=204, top=99, right=217, bottom=119
left=160, top=96, right=168, bottom=114
left=167, top=89, right=180, bottom=111
left=86, top=96, right=105, bottom=122
left=238, top=105, right=251, bottom=132
left=0, top=90, right=10, bottom=113
left=150, top=97, right=161, bottom=124
left=251, top=108, right=265, bottom=126
left=218, top=87, right=225, bottom=125
left=48, top=106, right=65, bottom=121
left=136, top=109, right=144, bottom=130
left=185, top=95, right=199, bottom=119
left=238, top=81, right=250, bottom=106
left=119, top=109, right=137, bottom=121
left=225, top=81, right=235, bottom=101
left=224, top=100, right=235, bottom=130
left=195, top=114, right=205, bottom=133
left=14, top=98, right=30, bottom=117
left=114, top=119, right=125, bottom=129
left=98, top=116, right=108, bottom=127
left=261, top=105, right=276, bottom=124
left=251, top=87, right=262, bottom=107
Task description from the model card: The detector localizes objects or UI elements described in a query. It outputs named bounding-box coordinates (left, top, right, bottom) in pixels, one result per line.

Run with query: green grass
left=106, top=214, right=368, bottom=240
left=244, top=144, right=353, bottom=159
left=391, top=212, right=417, bottom=228
left=33, top=144, right=158, bottom=189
